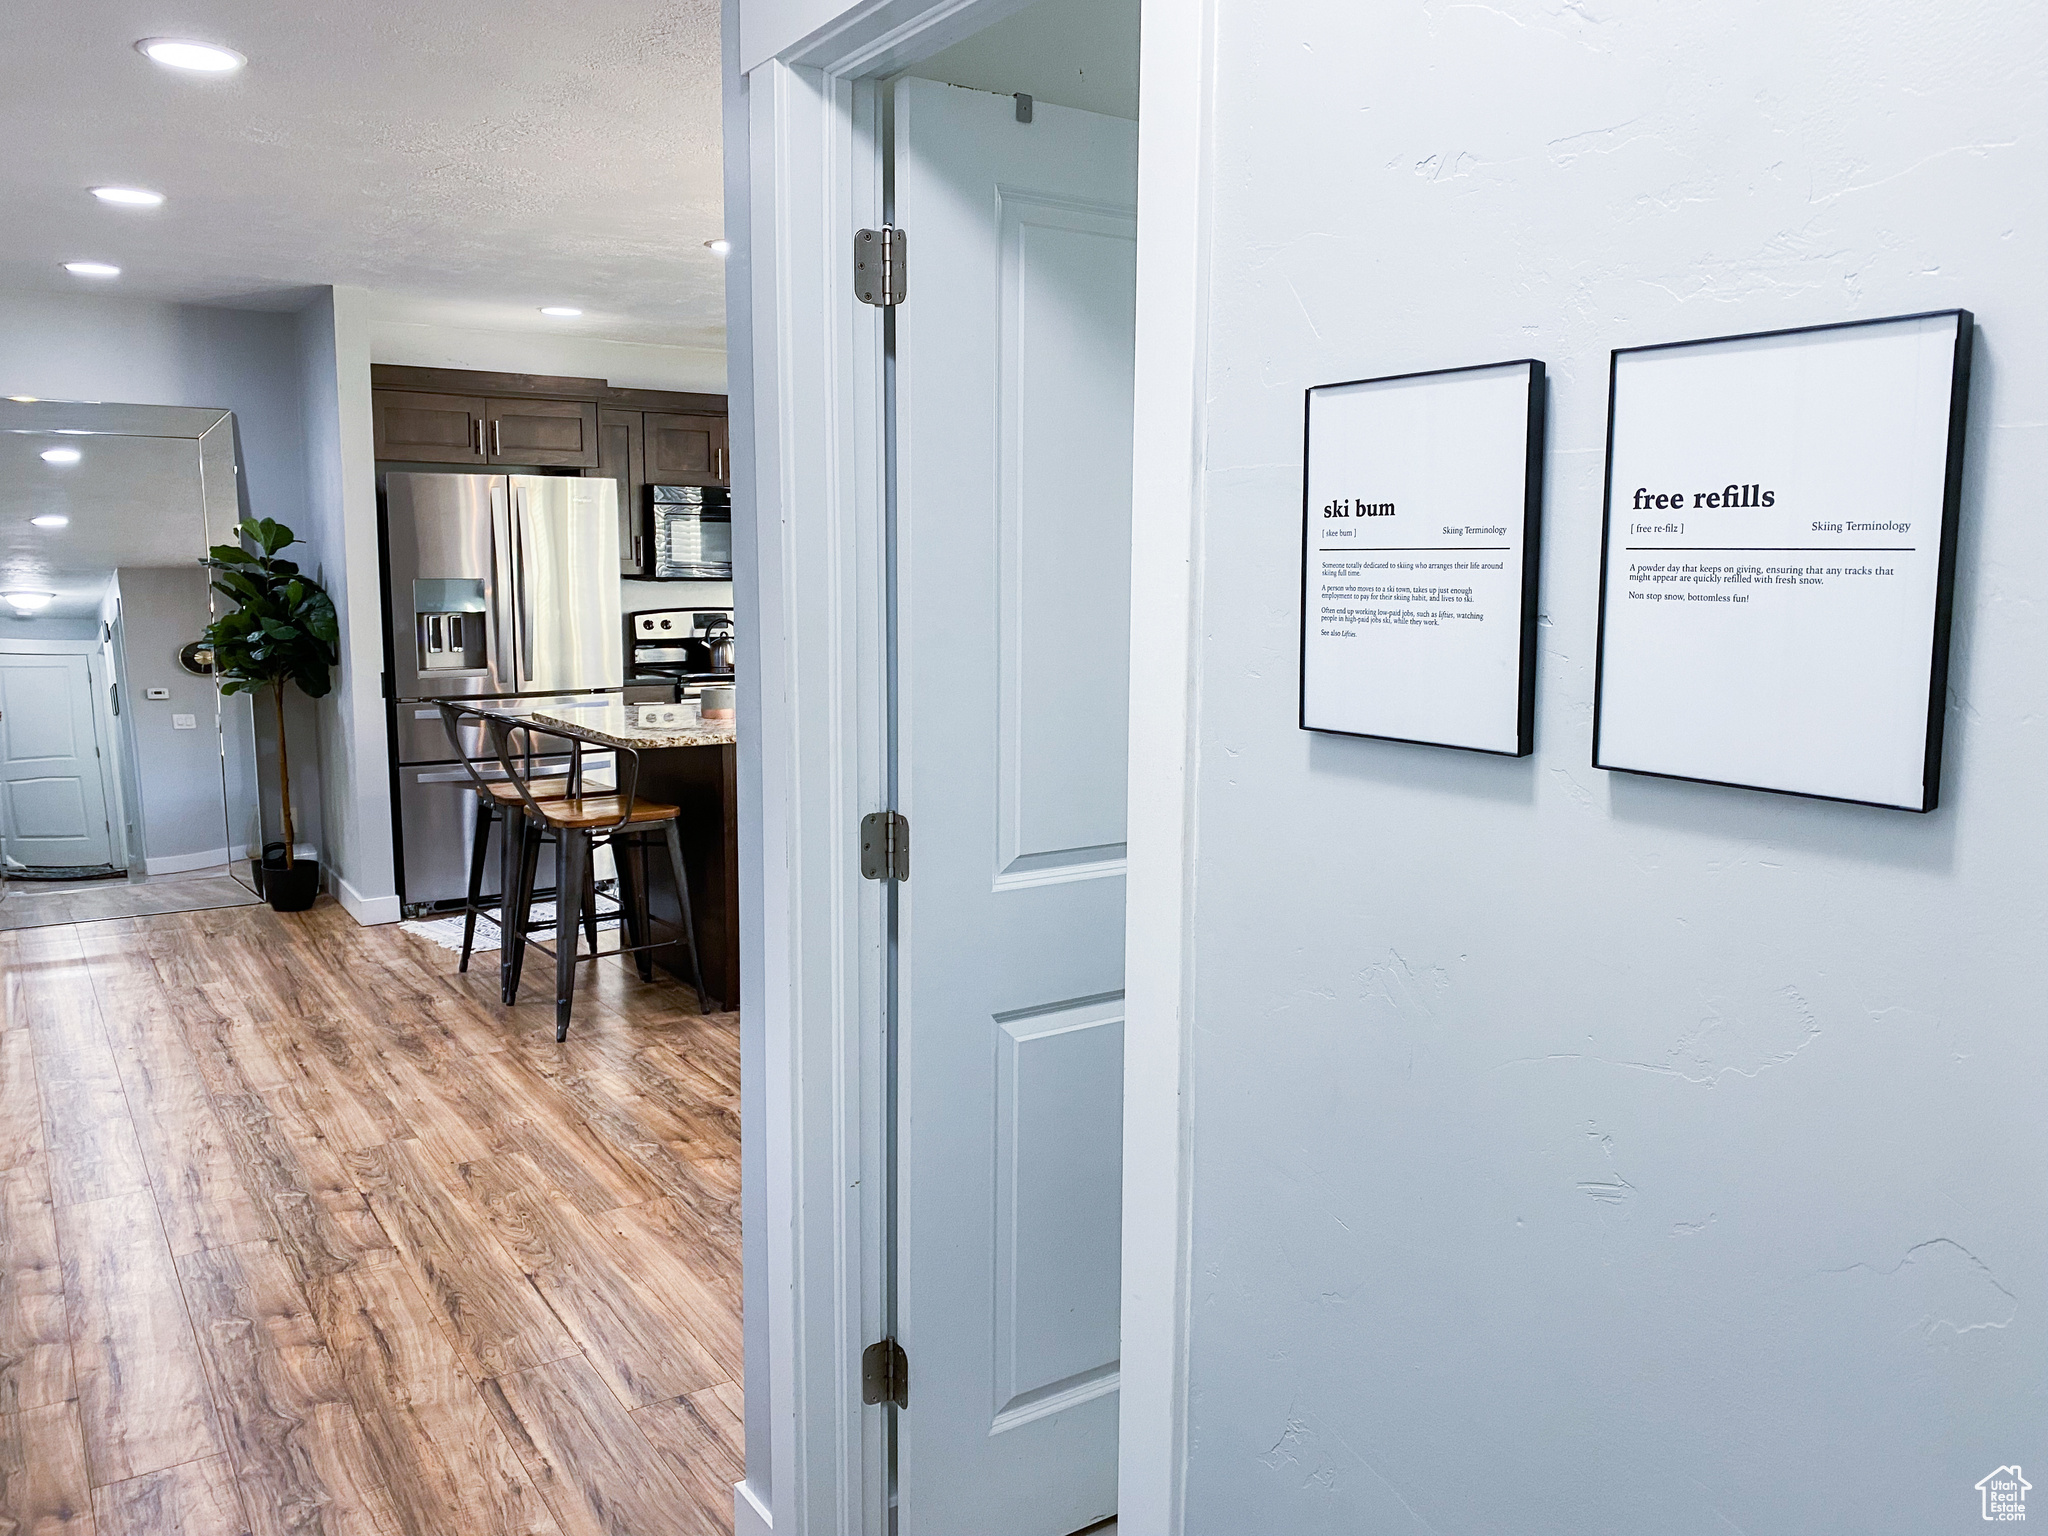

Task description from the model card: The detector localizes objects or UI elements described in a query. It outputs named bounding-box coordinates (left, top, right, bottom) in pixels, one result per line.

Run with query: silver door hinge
left=855, top=227, right=907, bottom=306
left=859, top=810, right=909, bottom=881
left=862, top=1338, right=908, bottom=1408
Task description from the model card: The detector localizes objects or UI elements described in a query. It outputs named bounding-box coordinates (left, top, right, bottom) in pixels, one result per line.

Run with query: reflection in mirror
left=0, top=401, right=264, bottom=929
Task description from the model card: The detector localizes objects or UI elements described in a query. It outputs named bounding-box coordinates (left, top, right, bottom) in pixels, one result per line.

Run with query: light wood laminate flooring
left=0, top=865, right=263, bottom=932
left=0, top=898, right=741, bottom=1535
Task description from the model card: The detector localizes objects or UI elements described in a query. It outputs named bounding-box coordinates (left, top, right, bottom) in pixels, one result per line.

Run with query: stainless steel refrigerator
left=382, top=472, right=622, bottom=913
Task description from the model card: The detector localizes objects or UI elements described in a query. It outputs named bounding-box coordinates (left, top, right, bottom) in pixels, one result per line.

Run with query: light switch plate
left=172, top=714, right=196, bottom=730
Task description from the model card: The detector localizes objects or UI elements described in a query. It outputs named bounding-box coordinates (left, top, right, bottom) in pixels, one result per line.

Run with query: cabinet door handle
left=715, top=447, right=725, bottom=481
left=474, top=417, right=484, bottom=455
left=492, top=420, right=502, bottom=457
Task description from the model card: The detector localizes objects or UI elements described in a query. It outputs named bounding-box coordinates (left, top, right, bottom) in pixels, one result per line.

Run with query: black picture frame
left=1298, top=358, right=1547, bottom=756
left=1590, top=308, right=1974, bottom=813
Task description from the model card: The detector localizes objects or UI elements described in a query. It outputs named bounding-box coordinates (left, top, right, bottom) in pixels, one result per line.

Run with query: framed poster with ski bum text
left=1299, top=358, right=1546, bottom=755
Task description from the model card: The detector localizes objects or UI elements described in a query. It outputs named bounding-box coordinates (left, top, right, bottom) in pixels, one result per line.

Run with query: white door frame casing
left=736, top=1, right=1208, bottom=1531
left=1115, top=2, right=1213, bottom=1531
left=735, top=3, right=1053, bottom=1532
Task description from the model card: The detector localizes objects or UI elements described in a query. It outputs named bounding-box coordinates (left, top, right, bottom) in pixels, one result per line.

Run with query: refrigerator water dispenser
left=413, top=578, right=487, bottom=672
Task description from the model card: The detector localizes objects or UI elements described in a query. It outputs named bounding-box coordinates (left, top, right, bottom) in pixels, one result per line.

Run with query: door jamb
left=736, top=3, right=1051, bottom=1533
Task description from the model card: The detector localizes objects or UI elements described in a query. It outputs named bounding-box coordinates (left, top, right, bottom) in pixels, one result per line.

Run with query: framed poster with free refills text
left=1592, top=309, right=1973, bottom=812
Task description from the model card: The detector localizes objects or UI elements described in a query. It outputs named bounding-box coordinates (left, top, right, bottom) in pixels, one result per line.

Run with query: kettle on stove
left=700, top=616, right=736, bottom=675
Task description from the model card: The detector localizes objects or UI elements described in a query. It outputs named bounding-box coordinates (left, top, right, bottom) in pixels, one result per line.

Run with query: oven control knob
left=660, top=619, right=672, bottom=629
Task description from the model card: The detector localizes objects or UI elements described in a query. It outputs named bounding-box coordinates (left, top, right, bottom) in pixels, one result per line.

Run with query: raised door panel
left=992, top=997, right=1123, bottom=1422
left=596, top=408, right=646, bottom=574
left=485, top=398, right=599, bottom=468
left=643, top=413, right=727, bottom=486
left=997, top=198, right=1136, bottom=885
left=374, top=391, right=487, bottom=464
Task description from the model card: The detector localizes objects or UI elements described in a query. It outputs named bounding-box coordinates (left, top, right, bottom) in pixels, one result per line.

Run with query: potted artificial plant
left=202, top=517, right=339, bottom=912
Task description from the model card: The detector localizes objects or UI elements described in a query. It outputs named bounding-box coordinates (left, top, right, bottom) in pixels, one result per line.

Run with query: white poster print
left=1300, top=361, right=1540, bottom=755
left=1594, top=311, right=1968, bottom=811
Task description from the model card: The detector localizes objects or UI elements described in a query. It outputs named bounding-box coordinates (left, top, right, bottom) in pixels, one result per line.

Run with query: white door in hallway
left=0, top=653, right=114, bottom=869
left=891, top=76, right=1136, bottom=1536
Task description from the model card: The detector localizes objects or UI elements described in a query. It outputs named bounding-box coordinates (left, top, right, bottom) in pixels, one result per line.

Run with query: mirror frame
left=0, top=397, right=260, bottom=899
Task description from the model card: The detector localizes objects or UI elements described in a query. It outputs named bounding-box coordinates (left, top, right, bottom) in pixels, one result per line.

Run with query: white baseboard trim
left=333, top=873, right=403, bottom=926
left=733, top=1479, right=772, bottom=1536
left=145, top=846, right=233, bottom=876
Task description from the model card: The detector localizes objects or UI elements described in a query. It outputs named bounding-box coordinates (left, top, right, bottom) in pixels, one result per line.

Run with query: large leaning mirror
left=0, top=399, right=264, bottom=928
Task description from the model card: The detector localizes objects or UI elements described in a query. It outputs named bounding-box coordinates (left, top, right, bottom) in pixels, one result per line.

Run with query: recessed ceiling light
left=705, top=240, right=731, bottom=256
left=136, top=38, right=246, bottom=73
left=64, top=261, right=121, bottom=278
left=39, top=447, right=82, bottom=464
left=2, top=592, right=56, bottom=612
left=30, top=514, right=69, bottom=528
left=91, top=186, right=165, bottom=208
left=540, top=306, right=582, bottom=317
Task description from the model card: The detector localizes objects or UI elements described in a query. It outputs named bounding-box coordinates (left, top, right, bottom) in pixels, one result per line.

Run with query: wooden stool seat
left=442, top=700, right=707, bottom=1040
left=530, top=795, right=680, bottom=830
left=481, top=777, right=572, bottom=803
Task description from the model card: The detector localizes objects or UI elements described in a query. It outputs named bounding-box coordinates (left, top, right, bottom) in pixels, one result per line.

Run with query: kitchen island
left=529, top=703, right=739, bottom=1009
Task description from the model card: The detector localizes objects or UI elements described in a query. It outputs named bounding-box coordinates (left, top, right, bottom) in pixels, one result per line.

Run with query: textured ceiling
left=0, top=0, right=725, bottom=347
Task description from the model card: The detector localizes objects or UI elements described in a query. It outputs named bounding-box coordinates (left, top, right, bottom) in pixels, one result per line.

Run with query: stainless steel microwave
left=649, top=484, right=732, bottom=579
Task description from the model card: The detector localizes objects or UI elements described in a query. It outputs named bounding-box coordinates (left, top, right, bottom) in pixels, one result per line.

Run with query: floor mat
left=401, top=893, right=623, bottom=956
left=3, top=863, right=124, bottom=882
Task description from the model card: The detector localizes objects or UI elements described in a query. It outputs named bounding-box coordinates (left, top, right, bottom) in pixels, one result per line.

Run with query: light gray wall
left=0, top=615, right=97, bottom=641
left=0, top=292, right=312, bottom=540
left=1175, top=3, right=2044, bottom=1534
left=113, top=567, right=232, bottom=863
left=298, top=287, right=398, bottom=920
left=370, top=319, right=727, bottom=393
left=0, top=290, right=329, bottom=871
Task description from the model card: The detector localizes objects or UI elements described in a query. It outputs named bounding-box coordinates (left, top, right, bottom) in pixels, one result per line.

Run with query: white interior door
left=0, top=652, right=115, bottom=869
left=891, top=76, right=1137, bottom=1536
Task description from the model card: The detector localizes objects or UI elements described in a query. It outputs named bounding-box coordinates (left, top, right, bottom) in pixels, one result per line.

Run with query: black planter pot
left=264, top=856, right=321, bottom=912
left=249, top=841, right=288, bottom=897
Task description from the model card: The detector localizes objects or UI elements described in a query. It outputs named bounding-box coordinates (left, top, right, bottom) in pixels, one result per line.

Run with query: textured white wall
left=1171, top=2, right=2045, bottom=1532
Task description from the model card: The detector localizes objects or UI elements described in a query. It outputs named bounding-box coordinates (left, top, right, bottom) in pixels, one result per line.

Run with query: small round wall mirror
left=178, top=639, right=216, bottom=675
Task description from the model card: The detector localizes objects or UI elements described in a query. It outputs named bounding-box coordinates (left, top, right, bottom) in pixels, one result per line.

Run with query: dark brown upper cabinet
left=645, top=413, right=730, bottom=487
left=371, top=371, right=727, bottom=577
left=483, top=397, right=599, bottom=467
left=597, top=406, right=647, bottom=575
left=374, top=391, right=488, bottom=464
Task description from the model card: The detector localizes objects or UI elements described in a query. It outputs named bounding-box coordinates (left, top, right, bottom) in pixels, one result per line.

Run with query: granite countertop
left=528, top=702, right=736, bottom=749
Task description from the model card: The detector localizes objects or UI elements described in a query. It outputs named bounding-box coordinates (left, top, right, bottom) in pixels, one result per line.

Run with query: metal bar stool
left=434, top=702, right=598, bottom=1001
left=485, top=713, right=707, bottom=1040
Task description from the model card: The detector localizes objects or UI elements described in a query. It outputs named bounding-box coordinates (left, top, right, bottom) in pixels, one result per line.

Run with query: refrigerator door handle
left=513, top=486, right=534, bottom=685
left=489, top=480, right=517, bottom=684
